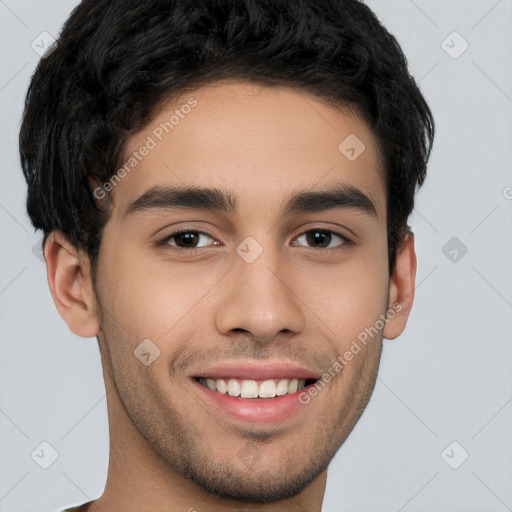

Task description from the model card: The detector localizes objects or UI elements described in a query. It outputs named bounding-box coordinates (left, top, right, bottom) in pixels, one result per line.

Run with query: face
left=52, top=79, right=415, bottom=506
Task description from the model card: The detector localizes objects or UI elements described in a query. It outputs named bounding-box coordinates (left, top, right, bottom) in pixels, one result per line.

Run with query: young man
left=19, top=0, right=434, bottom=510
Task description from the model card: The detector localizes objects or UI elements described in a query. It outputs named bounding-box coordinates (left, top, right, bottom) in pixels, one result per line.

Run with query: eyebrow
left=121, top=182, right=378, bottom=220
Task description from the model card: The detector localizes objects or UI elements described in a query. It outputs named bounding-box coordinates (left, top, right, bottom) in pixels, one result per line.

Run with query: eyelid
left=154, top=228, right=218, bottom=250
left=291, top=228, right=353, bottom=250
left=154, top=225, right=355, bottom=253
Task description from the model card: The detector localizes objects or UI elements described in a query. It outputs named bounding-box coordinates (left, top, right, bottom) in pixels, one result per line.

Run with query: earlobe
left=383, top=231, right=417, bottom=340
left=44, top=230, right=101, bottom=338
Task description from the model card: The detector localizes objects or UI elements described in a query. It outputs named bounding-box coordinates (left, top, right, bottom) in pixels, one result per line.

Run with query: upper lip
left=191, top=361, right=321, bottom=381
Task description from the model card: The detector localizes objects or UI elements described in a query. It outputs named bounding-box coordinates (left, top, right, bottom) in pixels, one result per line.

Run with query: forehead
left=110, top=79, right=386, bottom=223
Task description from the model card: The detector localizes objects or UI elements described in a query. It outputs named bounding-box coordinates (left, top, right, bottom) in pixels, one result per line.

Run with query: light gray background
left=1, top=1, right=511, bottom=511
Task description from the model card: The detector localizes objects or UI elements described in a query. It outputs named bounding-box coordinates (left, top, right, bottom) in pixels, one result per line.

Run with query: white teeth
left=205, top=378, right=216, bottom=391
left=199, top=377, right=308, bottom=398
left=240, top=380, right=259, bottom=398
left=227, top=378, right=241, bottom=397
left=215, top=378, right=228, bottom=394
left=276, top=379, right=289, bottom=396
left=259, top=379, right=277, bottom=398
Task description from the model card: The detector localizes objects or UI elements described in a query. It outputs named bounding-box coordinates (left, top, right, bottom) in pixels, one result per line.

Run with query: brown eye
left=306, top=230, right=333, bottom=248
left=292, top=229, right=352, bottom=251
left=159, top=230, right=216, bottom=250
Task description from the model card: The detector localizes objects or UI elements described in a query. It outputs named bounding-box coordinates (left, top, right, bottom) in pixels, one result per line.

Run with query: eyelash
left=154, top=228, right=354, bottom=255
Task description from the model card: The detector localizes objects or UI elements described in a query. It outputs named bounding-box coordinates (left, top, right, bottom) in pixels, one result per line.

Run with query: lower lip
left=191, top=378, right=314, bottom=424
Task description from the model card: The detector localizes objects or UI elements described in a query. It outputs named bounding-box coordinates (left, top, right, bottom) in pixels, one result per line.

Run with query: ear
left=44, top=230, right=101, bottom=338
left=383, top=231, right=417, bottom=340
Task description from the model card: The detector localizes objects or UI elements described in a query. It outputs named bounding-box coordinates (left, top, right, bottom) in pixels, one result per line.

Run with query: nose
left=215, top=246, right=306, bottom=344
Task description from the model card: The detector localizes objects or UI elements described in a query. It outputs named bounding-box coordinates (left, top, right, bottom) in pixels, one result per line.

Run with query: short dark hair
left=19, top=0, right=434, bottom=277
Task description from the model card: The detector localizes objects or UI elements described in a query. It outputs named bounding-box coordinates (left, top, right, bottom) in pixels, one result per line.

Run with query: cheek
left=293, top=245, right=389, bottom=344
left=95, top=244, right=172, bottom=355
left=100, top=248, right=221, bottom=356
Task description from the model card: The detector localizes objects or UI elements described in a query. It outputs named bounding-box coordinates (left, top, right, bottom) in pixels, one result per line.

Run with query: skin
left=44, top=79, right=416, bottom=512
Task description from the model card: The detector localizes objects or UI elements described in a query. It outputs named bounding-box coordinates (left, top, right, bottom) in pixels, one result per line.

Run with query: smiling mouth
left=194, top=377, right=318, bottom=398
